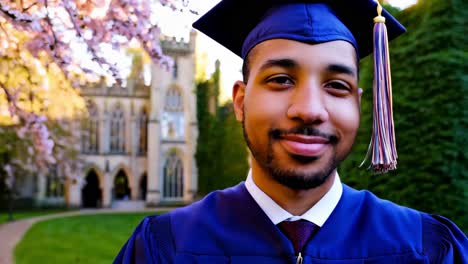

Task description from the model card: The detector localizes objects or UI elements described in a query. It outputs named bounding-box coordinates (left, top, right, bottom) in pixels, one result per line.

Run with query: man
left=115, top=0, right=467, bottom=263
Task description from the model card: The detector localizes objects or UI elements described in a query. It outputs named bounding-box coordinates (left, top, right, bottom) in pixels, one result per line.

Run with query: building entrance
left=82, top=170, right=101, bottom=207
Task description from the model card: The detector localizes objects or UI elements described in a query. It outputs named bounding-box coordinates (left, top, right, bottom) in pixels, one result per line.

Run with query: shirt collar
left=245, top=169, right=343, bottom=227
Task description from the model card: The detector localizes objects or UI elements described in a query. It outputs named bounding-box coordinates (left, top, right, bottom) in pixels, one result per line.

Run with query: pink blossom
left=3, top=164, right=15, bottom=189
left=3, top=164, right=13, bottom=178
left=2, top=0, right=189, bottom=84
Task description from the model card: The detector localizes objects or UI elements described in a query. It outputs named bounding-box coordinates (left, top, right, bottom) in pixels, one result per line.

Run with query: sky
left=156, top=0, right=418, bottom=102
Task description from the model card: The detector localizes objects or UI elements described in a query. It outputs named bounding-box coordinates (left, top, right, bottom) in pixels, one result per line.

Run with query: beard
left=242, top=112, right=340, bottom=190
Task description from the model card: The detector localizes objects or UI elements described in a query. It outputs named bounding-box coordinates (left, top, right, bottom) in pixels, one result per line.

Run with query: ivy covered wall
left=340, top=0, right=467, bottom=232
left=195, top=64, right=249, bottom=196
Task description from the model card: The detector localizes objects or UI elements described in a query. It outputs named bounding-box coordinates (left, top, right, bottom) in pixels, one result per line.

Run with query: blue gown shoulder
left=328, top=185, right=467, bottom=263
left=421, top=213, right=467, bottom=263
left=113, top=213, right=174, bottom=264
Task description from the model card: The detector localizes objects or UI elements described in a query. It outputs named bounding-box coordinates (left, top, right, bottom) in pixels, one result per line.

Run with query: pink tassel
left=361, top=1, right=397, bottom=173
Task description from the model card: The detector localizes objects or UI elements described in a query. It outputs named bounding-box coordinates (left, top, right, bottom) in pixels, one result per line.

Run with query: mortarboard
left=193, top=0, right=405, bottom=59
left=193, top=0, right=406, bottom=173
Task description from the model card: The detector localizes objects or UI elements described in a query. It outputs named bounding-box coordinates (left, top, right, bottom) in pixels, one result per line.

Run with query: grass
left=0, top=209, right=75, bottom=224
left=14, top=212, right=160, bottom=264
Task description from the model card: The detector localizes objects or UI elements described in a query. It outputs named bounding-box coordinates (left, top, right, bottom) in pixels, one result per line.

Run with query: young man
left=115, top=0, right=467, bottom=263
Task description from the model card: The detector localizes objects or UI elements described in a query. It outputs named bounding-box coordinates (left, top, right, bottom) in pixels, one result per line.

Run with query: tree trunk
left=7, top=189, right=14, bottom=222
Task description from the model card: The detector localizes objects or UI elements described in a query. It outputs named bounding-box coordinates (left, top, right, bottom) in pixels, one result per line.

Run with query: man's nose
left=286, top=84, right=329, bottom=124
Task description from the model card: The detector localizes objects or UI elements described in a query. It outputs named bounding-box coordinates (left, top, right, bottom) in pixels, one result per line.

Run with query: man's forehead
left=250, top=39, right=358, bottom=71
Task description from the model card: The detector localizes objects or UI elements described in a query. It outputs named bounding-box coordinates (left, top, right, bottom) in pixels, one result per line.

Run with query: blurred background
left=0, top=0, right=466, bottom=263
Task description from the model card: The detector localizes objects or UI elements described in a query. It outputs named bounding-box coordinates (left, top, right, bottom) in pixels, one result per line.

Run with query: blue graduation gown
left=114, top=183, right=468, bottom=263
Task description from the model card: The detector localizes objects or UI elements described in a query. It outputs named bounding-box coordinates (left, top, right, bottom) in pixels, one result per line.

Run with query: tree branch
left=0, top=2, right=33, bottom=23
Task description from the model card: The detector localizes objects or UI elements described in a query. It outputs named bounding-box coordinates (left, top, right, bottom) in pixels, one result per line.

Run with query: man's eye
left=267, top=76, right=294, bottom=85
left=325, top=81, right=350, bottom=91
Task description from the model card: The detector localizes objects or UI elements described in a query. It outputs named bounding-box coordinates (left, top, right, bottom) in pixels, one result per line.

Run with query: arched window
left=110, top=103, right=126, bottom=153
left=138, top=107, right=148, bottom=154
left=113, top=169, right=131, bottom=200
left=163, top=151, right=184, bottom=199
left=81, top=101, right=99, bottom=153
left=162, top=87, right=184, bottom=140
left=46, top=165, right=63, bottom=198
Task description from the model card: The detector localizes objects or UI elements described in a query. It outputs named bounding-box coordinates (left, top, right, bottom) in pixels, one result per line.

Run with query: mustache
left=269, top=126, right=338, bottom=144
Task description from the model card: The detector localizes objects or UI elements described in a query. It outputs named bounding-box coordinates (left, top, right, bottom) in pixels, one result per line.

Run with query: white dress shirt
left=245, top=169, right=343, bottom=227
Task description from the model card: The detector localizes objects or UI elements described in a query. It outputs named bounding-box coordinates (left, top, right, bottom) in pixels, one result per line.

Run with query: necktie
left=278, top=219, right=319, bottom=263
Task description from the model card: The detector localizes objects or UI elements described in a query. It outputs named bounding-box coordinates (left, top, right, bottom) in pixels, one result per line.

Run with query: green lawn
left=0, top=209, right=75, bottom=224
left=14, top=212, right=160, bottom=264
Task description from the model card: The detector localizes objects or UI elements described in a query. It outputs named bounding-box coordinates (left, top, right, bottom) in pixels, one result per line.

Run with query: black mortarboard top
left=193, top=0, right=405, bottom=173
left=193, top=0, right=406, bottom=60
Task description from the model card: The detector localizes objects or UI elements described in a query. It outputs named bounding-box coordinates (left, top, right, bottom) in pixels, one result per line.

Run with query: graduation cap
left=193, top=0, right=405, bottom=173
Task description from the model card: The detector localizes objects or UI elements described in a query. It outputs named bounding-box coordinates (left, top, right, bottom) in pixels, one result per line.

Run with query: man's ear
left=232, top=81, right=246, bottom=122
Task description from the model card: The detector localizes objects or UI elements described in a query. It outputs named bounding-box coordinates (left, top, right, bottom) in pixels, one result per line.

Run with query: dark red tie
left=278, top=219, right=319, bottom=255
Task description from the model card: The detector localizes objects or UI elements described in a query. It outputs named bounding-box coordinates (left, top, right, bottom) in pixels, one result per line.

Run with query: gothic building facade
left=36, top=32, right=198, bottom=208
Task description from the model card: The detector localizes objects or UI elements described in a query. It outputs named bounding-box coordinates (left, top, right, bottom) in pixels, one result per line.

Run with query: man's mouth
left=280, top=134, right=330, bottom=156
left=281, top=134, right=330, bottom=144
left=270, top=127, right=337, bottom=157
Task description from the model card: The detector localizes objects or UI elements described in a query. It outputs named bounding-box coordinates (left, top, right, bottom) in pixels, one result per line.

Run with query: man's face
left=233, top=39, right=361, bottom=190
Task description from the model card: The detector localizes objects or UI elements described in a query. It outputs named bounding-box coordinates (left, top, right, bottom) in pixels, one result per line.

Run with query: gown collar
left=245, top=169, right=343, bottom=227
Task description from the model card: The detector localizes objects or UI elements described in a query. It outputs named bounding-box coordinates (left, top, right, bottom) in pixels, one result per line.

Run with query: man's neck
left=251, top=162, right=336, bottom=216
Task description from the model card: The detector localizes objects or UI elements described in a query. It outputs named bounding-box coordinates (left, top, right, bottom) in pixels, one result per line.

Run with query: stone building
left=35, top=32, right=198, bottom=208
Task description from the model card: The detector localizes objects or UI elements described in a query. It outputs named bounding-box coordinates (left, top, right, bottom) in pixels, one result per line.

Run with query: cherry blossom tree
left=0, top=0, right=191, bottom=215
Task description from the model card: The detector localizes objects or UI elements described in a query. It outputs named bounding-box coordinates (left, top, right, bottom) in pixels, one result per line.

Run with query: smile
left=279, top=134, right=330, bottom=157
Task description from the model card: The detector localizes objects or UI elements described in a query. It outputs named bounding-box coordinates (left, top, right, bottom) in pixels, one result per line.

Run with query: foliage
left=218, top=103, right=250, bottom=188
left=0, top=35, right=85, bottom=169
left=339, top=0, right=467, bottom=232
left=0, top=127, right=21, bottom=208
left=0, top=25, right=83, bottom=171
left=0, top=23, right=86, bottom=216
left=14, top=213, right=158, bottom=264
left=0, top=119, right=82, bottom=215
left=195, top=79, right=218, bottom=194
left=195, top=64, right=249, bottom=195
left=0, top=0, right=184, bottom=82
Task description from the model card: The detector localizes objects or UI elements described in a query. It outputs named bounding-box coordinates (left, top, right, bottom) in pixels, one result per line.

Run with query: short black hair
left=242, top=52, right=252, bottom=83
left=242, top=47, right=261, bottom=83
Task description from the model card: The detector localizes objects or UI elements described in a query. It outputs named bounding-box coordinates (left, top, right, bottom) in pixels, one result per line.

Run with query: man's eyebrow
left=258, top=58, right=298, bottom=72
left=326, top=64, right=357, bottom=78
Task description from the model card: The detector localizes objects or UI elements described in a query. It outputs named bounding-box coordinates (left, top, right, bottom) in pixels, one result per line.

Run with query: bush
left=340, top=0, right=467, bottom=232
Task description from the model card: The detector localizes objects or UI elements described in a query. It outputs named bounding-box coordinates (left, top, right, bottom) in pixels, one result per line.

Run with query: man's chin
left=289, top=154, right=320, bottom=164
left=267, top=166, right=334, bottom=190
left=278, top=152, right=329, bottom=169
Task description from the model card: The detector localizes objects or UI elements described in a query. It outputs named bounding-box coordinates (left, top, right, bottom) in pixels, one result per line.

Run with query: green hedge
left=195, top=69, right=249, bottom=196
left=340, top=0, right=467, bottom=232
